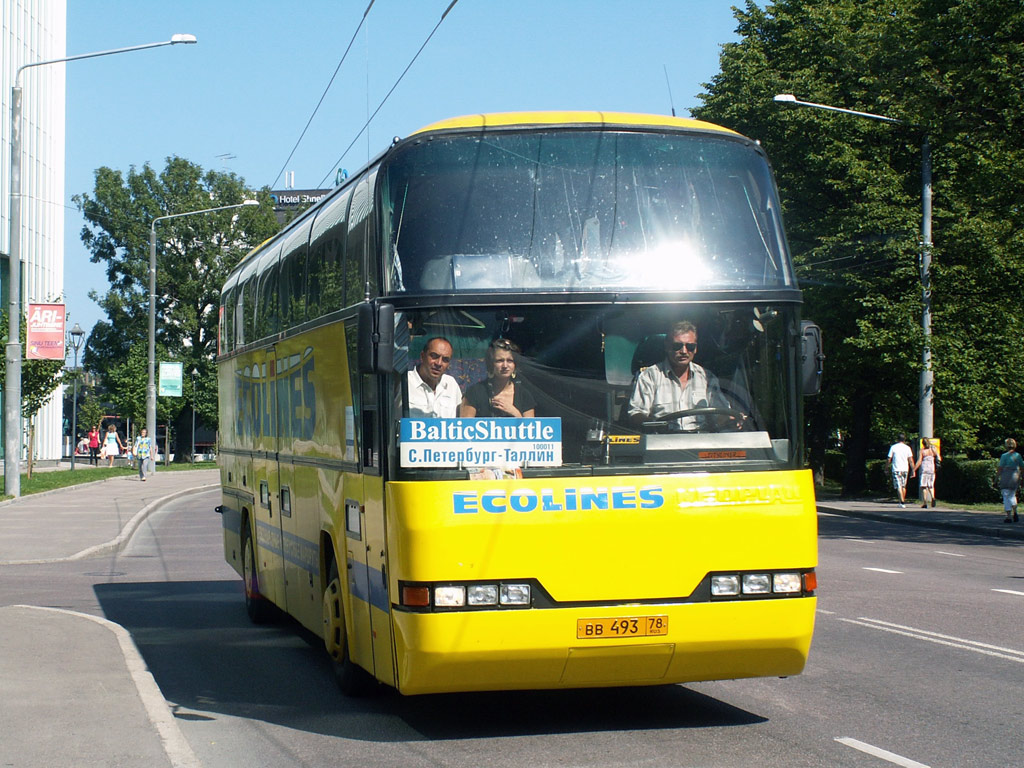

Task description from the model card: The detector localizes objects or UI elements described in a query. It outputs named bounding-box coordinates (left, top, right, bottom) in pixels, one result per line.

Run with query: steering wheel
left=656, top=406, right=738, bottom=422
left=640, top=407, right=747, bottom=434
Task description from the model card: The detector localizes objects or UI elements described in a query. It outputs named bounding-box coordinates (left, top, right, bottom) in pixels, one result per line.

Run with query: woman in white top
left=103, top=424, right=125, bottom=468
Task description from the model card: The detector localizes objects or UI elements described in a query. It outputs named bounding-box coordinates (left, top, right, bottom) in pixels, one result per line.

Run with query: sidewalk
left=0, top=469, right=216, bottom=768
left=816, top=495, right=1024, bottom=541
left=0, top=468, right=219, bottom=564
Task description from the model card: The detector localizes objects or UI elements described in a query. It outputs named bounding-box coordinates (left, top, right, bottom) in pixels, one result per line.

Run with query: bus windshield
left=394, top=302, right=798, bottom=480
left=383, top=128, right=792, bottom=294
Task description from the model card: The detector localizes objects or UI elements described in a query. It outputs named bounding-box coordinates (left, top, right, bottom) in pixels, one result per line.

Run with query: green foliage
left=694, top=0, right=1024, bottom=489
left=76, top=395, right=105, bottom=435
left=73, top=156, right=280, bottom=431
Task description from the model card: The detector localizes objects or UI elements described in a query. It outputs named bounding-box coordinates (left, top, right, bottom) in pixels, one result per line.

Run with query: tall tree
left=74, top=157, right=280, bottom=454
left=694, top=0, right=1024, bottom=490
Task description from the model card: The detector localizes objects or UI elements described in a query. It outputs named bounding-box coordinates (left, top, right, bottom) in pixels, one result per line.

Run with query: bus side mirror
left=357, top=302, right=395, bottom=374
left=800, top=321, right=823, bottom=396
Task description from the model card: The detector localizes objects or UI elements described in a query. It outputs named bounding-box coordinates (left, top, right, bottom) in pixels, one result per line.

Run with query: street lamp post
left=191, top=367, right=198, bottom=463
left=773, top=94, right=934, bottom=442
left=147, top=200, right=259, bottom=462
left=6, top=34, right=197, bottom=498
left=67, top=323, right=85, bottom=471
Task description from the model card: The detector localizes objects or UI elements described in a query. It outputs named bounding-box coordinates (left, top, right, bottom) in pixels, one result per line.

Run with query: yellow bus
left=217, top=111, right=823, bottom=696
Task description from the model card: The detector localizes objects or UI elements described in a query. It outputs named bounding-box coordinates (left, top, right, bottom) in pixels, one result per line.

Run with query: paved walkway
left=0, top=472, right=1019, bottom=767
left=0, top=469, right=216, bottom=768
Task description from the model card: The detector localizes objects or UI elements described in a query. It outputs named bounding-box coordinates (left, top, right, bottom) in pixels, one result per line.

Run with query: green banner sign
left=158, top=361, right=183, bottom=397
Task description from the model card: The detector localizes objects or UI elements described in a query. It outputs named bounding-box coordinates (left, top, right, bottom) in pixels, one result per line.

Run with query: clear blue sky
left=64, top=0, right=740, bottom=337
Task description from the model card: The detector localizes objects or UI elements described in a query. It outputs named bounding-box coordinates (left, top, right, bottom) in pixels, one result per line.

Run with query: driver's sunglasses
left=670, top=342, right=697, bottom=353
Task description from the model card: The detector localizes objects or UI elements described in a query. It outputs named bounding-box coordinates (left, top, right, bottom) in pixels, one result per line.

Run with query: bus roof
left=411, top=111, right=741, bottom=137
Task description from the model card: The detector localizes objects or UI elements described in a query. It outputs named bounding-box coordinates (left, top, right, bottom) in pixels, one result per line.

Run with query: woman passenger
left=459, top=339, right=536, bottom=418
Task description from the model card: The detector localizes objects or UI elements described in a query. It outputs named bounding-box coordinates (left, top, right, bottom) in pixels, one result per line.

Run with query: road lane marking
left=934, top=551, right=965, bottom=557
left=816, top=609, right=836, bottom=615
left=863, top=567, right=903, bottom=574
left=840, top=617, right=1024, bottom=663
left=835, top=737, right=930, bottom=768
left=992, top=588, right=1024, bottom=597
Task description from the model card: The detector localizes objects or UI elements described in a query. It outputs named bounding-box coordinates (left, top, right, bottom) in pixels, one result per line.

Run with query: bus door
left=252, top=348, right=286, bottom=609
left=342, top=320, right=395, bottom=686
left=355, top=373, right=394, bottom=686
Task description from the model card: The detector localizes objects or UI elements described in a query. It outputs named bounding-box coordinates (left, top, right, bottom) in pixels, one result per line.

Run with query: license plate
left=576, top=615, right=669, bottom=639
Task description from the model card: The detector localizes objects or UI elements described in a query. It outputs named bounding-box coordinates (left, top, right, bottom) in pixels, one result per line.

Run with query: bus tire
left=323, top=560, right=376, bottom=696
left=241, top=521, right=273, bottom=623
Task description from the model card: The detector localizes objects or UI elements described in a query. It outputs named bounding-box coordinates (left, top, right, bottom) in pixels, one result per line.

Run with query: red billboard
left=26, top=303, right=66, bottom=360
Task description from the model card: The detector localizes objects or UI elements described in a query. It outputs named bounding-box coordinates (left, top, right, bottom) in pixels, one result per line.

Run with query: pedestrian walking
left=914, top=437, right=940, bottom=508
left=132, top=428, right=153, bottom=482
left=102, top=424, right=125, bottom=468
left=87, top=425, right=101, bottom=466
left=887, top=433, right=916, bottom=508
left=997, top=438, right=1024, bottom=523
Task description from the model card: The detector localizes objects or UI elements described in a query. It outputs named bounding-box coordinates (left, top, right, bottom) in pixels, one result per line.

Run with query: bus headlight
left=711, top=575, right=741, bottom=596
left=467, top=584, right=499, bottom=606
left=434, top=586, right=466, bottom=607
left=773, top=572, right=802, bottom=594
left=742, top=574, right=772, bottom=594
left=500, top=583, right=531, bottom=605
left=709, top=569, right=815, bottom=600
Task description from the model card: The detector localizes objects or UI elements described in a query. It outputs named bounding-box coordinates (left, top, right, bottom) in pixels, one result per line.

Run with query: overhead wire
left=315, top=0, right=460, bottom=189
left=268, top=0, right=377, bottom=190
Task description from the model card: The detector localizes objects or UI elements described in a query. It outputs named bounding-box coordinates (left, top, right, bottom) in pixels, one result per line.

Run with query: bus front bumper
left=391, top=597, right=815, bottom=695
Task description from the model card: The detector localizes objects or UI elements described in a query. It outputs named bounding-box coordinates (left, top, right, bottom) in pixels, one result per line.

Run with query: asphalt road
left=2, top=492, right=1020, bottom=767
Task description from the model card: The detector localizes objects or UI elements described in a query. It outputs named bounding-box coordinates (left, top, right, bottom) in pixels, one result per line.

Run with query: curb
left=1, top=483, right=221, bottom=565
left=10, top=605, right=201, bottom=768
left=817, top=503, right=1024, bottom=541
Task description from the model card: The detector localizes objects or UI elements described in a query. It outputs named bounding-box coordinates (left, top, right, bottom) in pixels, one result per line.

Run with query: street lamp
left=147, top=200, right=259, bottom=460
left=773, top=94, right=933, bottom=442
left=67, top=323, right=85, bottom=471
left=191, top=367, right=198, bottom=463
left=6, top=34, right=197, bottom=498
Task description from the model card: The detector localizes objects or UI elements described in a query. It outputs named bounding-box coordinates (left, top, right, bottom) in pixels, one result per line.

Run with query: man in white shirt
left=886, top=433, right=916, bottom=508
left=407, top=336, right=462, bottom=418
left=627, top=320, right=726, bottom=431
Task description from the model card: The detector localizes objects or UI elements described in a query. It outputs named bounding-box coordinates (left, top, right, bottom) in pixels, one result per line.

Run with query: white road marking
left=835, top=737, right=930, bottom=768
left=934, top=551, right=965, bottom=557
left=863, top=567, right=903, bottom=574
left=992, top=588, right=1024, bottom=597
left=841, top=617, right=1024, bottom=663
left=816, top=609, right=836, bottom=615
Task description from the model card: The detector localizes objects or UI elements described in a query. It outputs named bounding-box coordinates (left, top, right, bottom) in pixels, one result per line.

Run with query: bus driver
left=407, top=336, right=462, bottom=418
left=627, top=320, right=729, bottom=432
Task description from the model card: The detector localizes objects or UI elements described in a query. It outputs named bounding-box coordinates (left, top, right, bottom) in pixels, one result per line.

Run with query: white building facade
left=2, top=1, right=67, bottom=462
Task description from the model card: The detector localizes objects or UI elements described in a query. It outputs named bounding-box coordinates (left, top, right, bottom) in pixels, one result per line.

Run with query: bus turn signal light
left=401, top=585, right=430, bottom=607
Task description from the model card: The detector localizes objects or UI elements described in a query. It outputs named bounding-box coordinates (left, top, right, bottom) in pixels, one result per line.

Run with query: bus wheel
left=323, top=561, right=375, bottom=696
left=241, top=523, right=273, bottom=623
